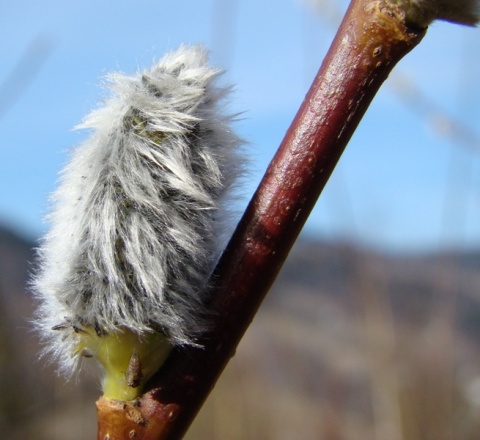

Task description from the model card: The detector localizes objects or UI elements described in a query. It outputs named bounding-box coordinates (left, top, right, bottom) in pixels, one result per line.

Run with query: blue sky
left=1, top=0, right=480, bottom=252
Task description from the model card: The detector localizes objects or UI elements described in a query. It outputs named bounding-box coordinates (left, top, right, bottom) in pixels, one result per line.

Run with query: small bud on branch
left=387, top=0, right=479, bottom=27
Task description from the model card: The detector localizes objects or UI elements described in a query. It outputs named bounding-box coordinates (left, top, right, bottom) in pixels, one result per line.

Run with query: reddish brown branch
left=97, top=1, right=425, bottom=438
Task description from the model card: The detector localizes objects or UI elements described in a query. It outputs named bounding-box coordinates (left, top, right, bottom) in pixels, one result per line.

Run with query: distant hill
left=1, top=223, right=480, bottom=439
left=0, top=225, right=35, bottom=297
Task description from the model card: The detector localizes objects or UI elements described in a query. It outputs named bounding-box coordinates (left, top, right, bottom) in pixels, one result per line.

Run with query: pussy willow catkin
left=33, top=45, right=243, bottom=386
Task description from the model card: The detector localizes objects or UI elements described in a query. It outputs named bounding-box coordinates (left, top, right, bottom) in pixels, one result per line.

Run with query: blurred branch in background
left=301, top=0, right=345, bottom=26
left=0, top=34, right=54, bottom=121
left=391, top=74, right=480, bottom=152
left=211, top=0, right=239, bottom=70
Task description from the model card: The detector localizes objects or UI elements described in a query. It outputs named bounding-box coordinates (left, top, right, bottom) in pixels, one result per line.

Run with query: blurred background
left=1, top=0, right=480, bottom=438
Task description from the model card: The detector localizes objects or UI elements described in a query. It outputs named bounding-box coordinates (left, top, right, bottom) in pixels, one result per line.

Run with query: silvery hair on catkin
left=33, top=45, right=243, bottom=374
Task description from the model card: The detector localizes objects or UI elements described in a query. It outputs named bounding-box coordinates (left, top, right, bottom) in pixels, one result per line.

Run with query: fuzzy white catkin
left=33, top=45, right=243, bottom=374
